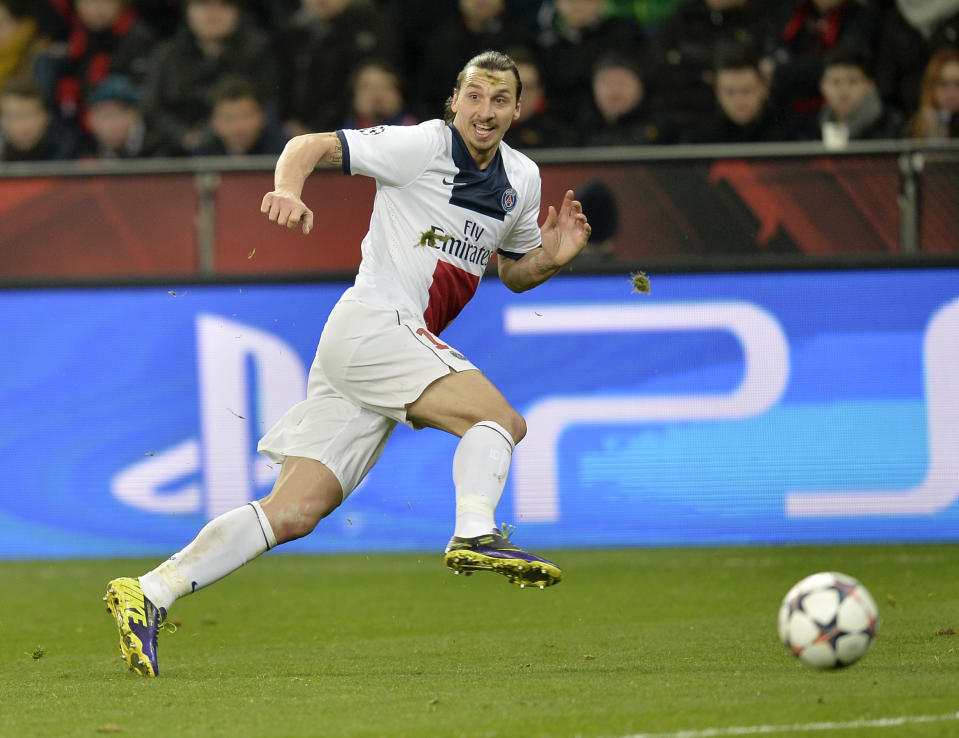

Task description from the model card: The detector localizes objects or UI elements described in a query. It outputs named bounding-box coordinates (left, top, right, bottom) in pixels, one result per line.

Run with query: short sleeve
left=497, top=168, right=542, bottom=260
left=338, top=123, right=439, bottom=188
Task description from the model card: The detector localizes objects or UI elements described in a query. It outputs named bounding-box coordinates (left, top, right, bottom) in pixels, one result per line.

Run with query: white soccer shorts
left=258, top=299, right=478, bottom=497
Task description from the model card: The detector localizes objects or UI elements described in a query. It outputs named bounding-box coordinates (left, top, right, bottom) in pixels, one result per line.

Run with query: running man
left=105, top=50, right=592, bottom=677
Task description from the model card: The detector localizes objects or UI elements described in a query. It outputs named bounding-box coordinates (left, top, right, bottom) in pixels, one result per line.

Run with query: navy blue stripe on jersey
left=336, top=130, right=351, bottom=175
left=446, top=124, right=514, bottom=222
left=497, top=248, right=525, bottom=260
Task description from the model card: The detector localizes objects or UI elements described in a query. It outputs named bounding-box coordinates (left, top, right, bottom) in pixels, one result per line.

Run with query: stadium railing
left=1, top=140, right=957, bottom=284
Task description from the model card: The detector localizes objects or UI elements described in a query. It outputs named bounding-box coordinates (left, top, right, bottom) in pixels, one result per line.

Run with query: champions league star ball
left=777, top=571, right=879, bottom=669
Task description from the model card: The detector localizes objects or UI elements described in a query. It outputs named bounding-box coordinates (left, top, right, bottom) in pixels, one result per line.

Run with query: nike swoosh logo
left=443, top=177, right=466, bottom=186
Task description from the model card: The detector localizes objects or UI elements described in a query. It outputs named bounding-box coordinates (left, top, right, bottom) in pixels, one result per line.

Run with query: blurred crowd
left=1, top=0, right=958, bottom=163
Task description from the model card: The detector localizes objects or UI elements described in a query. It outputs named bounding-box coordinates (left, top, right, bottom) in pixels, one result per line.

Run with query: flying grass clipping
left=630, top=271, right=651, bottom=294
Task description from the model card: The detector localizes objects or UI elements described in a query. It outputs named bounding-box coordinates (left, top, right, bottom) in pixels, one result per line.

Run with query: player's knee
left=270, top=496, right=340, bottom=544
left=273, top=508, right=323, bottom=543
left=505, top=411, right=527, bottom=445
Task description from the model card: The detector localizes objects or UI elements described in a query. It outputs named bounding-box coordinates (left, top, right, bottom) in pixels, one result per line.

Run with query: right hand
left=260, top=189, right=314, bottom=235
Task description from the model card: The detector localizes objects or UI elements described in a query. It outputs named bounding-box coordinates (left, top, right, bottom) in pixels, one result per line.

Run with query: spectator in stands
left=77, top=73, right=159, bottom=157
left=343, top=59, right=417, bottom=130
left=193, top=74, right=288, bottom=156
left=275, top=0, right=401, bottom=137
left=25, top=0, right=70, bottom=42
left=769, top=0, right=882, bottom=120
left=128, top=0, right=186, bottom=37
left=607, top=0, right=685, bottom=34
left=503, top=47, right=575, bottom=149
left=536, top=0, right=646, bottom=126
left=415, top=0, right=533, bottom=118
left=906, top=45, right=959, bottom=139
left=243, top=0, right=298, bottom=32
left=53, top=0, right=156, bottom=133
left=812, top=45, right=904, bottom=149
left=642, top=0, right=773, bottom=139
left=578, top=52, right=671, bottom=146
left=0, top=0, right=50, bottom=91
left=876, top=0, right=959, bottom=117
left=143, top=0, right=277, bottom=155
left=381, top=0, right=456, bottom=102
left=0, top=77, right=75, bottom=160
left=688, top=43, right=794, bottom=143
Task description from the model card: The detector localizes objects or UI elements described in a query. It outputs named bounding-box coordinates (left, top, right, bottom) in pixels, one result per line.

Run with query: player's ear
left=513, top=100, right=521, bottom=121
left=450, top=89, right=459, bottom=113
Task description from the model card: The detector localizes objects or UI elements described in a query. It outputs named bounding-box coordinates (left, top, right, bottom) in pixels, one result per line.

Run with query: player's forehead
left=459, top=66, right=516, bottom=97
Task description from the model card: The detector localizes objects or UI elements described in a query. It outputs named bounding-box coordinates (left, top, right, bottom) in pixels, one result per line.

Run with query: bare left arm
left=498, top=190, right=592, bottom=292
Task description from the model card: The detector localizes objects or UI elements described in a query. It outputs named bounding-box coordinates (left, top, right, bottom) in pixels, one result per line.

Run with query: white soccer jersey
left=335, top=120, right=542, bottom=335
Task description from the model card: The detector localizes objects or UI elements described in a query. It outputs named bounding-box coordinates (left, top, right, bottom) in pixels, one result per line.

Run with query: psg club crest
left=501, top=188, right=517, bottom=213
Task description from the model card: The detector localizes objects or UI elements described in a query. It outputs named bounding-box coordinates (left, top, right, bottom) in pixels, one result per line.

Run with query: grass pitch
left=1, top=545, right=958, bottom=738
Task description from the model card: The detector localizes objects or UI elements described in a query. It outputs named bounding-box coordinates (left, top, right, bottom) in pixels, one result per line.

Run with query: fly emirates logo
left=420, top=219, right=493, bottom=267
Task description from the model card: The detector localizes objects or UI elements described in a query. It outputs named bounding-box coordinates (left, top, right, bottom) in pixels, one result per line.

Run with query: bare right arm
left=260, top=132, right=344, bottom=235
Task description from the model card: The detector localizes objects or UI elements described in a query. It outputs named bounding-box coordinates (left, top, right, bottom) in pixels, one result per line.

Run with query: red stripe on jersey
left=423, top=260, right=480, bottom=335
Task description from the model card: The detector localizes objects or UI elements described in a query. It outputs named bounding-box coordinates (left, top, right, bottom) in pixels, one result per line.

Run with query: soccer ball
left=777, top=571, right=879, bottom=669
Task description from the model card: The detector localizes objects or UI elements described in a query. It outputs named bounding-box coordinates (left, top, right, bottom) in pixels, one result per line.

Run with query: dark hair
left=575, top=179, right=619, bottom=243
left=713, top=41, right=761, bottom=74
left=592, top=52, right=642, bottom=82
left=1, top=77, right=46, bottom=105
left=349, top=58, right=406, bottom=96
left=443, top=50, right=522, bottom=123
left=505, top=45, right=542, bottom=71
left=209, top=75, right=262, bottom=108
left=0, top=0, right=31, bottom=18
left=822, top=45, right=876, bottom=79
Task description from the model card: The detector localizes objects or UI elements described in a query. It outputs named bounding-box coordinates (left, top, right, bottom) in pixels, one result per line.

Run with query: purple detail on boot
left=471, top=545, right=546, bottom=564
left=127, top=598, right=163, bottom=674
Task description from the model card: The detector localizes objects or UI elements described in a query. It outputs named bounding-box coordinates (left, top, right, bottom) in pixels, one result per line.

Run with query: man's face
left=593, top=66, right=643, bottom=121
left=934, top=60, right=959, bottom=114
left=716, top=67, right=767, bottom=125
left=0, top=6, right=24, bottom=45
left=554, top=0, right=604, bottom=30
left=451, top=66, right=520, bottom=166
left=820, top=64, right=872, bottom=121
left=352, top=65, right=403, bottom=121
left=89, top=100, right=139, bottom=151
left=302, top=0, right=351, bottom=20
left=705, top=0, right=745, bottom=10
left=812, top=0, right=847, bottom=12
left=211, top=97, right=265, bottom=154
left=515, top=62, right=543, bottom=122
left=76, top=0, right=124, bottom=31
left=187, top=0, right=239, bottom=43
left=0, top=94, right=48, bottom=151
left=459, top=0, right=503, bottom=24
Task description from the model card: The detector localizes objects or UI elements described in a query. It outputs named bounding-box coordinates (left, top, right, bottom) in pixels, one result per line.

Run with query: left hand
left=540, top=190, right=591, bottom=269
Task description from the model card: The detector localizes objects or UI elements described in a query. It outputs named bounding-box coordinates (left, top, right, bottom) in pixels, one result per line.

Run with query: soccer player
left=105, top=50, right=592, bottom=677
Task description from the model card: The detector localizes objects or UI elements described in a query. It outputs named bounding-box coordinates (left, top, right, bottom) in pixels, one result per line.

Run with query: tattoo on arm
left=322, top=140, right=342, bottom=165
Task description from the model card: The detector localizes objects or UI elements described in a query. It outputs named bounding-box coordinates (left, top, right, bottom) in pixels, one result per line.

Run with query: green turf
left=1, top=545, right=957, bottom=738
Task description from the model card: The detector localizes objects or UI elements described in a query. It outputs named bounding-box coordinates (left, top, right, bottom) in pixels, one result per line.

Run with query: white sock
left=139, top=501, right=277, bottom=612
left=453, top=421, right=515, bottom=538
